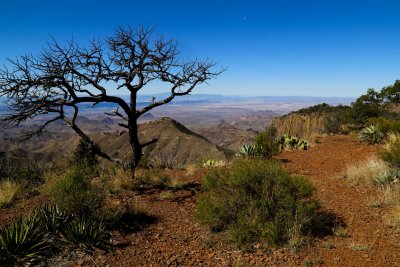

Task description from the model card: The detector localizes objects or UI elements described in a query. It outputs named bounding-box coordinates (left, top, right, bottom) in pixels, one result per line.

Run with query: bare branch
left=0, top=25, right=222, bottom=174
left=142, top=138, right=159, bottom=147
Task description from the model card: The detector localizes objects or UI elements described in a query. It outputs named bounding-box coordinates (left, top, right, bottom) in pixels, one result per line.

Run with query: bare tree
left=0, top=26, right=222, bottom=177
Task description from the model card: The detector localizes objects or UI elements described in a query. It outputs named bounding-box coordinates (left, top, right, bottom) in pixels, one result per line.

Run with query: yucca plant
left=62, top=217, right=109, bottom=251
left=358, top=125, right=384, bottom=144
left=0, top=214, right=50, bottom=264
left=36, top=204, right=69, bottom=234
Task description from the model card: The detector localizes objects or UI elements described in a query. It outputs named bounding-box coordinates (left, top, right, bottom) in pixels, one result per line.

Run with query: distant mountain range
left=0, top=94, right=355, bottom=116
left=136, top=93, right=354, bottom=106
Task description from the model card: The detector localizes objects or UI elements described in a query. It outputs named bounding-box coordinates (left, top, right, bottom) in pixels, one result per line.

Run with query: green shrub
left=0, top=153, right=43, bottom=185
left=73, top=139, right=98, bottom=167
left=382, top=133, right=400, bottom=167
left=195, top=158, right=322, bottom=246
left=237, top=126, right=280, bottom=159
left=367, top=117, right=400, bottom=134
left=50, top=167, right=104, bottom=217
left=358, top=125, right=384, bottom=144
left=62, top=217, right=109, bottom=250
left=253, top=125, right=280, bottom=159
left=0, top=214, right=50, bottom=264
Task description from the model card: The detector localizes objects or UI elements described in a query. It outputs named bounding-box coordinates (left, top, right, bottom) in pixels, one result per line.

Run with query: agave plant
left=373, top=171, right=395, bottom=187
left=62, top=217, right=109, bottom=250
left=0, top=214, right=50, bottom=264
left=35, top=204, right=69, bottom=234
left=237, top=144, right=256, bottom=158
left=358, top=125, right=384, bottom=144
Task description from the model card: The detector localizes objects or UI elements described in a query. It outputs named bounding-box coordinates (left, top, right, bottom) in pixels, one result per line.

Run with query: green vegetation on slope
left=195, top=158, right=327, bottom=247
left=280, top=80, right=400, bottom=136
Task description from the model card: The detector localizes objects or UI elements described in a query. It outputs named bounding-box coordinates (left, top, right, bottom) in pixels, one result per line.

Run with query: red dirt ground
left=1, top=135, right=400, bottom=266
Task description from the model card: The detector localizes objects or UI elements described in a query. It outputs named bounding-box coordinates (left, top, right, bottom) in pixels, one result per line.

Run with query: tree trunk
left=129, top=119, right=142, bottom=180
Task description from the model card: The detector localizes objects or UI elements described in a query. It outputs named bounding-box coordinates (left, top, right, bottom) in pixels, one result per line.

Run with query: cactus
left=278, top=134, right=309, bottom=151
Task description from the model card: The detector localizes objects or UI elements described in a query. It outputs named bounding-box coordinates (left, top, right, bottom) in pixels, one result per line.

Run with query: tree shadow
left=278, top=158, right=291, bottom=163
left=108, top=211, right=157, bottom=234
left=310, top=209, right=346, bottom=237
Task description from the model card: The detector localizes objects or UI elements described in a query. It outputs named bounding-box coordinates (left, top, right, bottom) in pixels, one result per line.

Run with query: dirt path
left=277, top=135, right=400, bottom=266
left=87, top=135, right=399, bottom=266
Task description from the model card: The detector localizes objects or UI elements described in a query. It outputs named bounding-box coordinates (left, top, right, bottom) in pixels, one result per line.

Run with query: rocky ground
left=1, top=135, right=399, bottom=266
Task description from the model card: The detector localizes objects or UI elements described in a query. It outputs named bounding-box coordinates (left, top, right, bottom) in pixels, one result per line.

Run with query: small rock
left=76, top=259, right=84, bottom=266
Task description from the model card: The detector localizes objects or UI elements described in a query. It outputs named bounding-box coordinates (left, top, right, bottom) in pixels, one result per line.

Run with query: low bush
left=50, top=167, right=104, bottom=217
left=0, top=180, right=21, bottom=208
left=382, top=133, right=400, bottom=167
left=358, top=125, right=384, bottom=144
left=0, top=214, right=50, bottom=264
left=253, top=125, right=280, bottom=159
left=195, top=158, right=323, bottom=246
left=0, top=153, right=43, bottom=185
left=72, top=139, right=98, bottom=167
left=237, top=126, right=280, bottom=159
left=367, top=117, right=400, bottom=134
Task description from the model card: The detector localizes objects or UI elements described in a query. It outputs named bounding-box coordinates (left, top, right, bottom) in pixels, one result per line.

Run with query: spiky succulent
left=0, top=214, right=50, bottom=264
left=358, top=125, right=384, bottom=144
left=62, top=217, right=109, bottom=251
left=237, top=144, right=257, bottom=158
left=35, top=204, right=69, bottom=234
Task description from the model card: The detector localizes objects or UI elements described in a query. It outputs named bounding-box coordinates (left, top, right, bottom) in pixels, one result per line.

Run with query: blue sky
left=1, top=0, right=400, bottom=97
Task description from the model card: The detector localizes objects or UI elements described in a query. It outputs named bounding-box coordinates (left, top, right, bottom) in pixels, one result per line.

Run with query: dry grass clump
left=391, top=206, right=400, bottom=231
left=0, top=180, right=21, bottom=208
left=185, top=164, right=198, bottom=176
left=382, top=183, right=400, bottom=205
left=111, top=168, right=136, bottom=192
left=345, top=158, right=391, bottom=186
left=382, top=133, right=400, bottom=167
left=40, top=172, right=62, bottom=194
